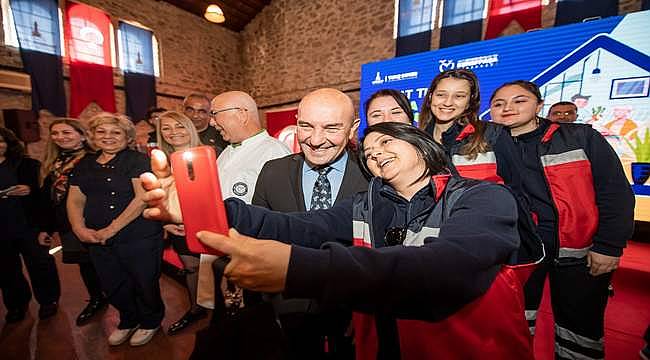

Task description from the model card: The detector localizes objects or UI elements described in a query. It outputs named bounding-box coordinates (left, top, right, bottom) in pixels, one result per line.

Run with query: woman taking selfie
left=37, top=118, right=107, bottom=325
left=67, top=113, right=163, bottom=347
left=142, top=122, right=540, bottom=359
left=155, top=111, right=208, bottom=335
left=490, top=80, right=634, bottom=360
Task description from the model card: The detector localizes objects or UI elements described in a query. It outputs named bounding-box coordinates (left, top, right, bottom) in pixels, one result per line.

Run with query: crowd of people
left=0, top=69, right=639, bottom=359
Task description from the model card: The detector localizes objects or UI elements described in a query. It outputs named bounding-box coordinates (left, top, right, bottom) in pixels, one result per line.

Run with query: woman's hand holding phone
left=141, top=149, right=183, bottom=224
left=142, top=147, right=229, bottom=255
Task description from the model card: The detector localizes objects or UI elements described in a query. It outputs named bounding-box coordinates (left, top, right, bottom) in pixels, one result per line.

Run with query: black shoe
left=76, top=297, right=108, bottom=326
left=167, top=308, right=207, bottom=335
left=5, top=305, right=28, bottom=323
left=38, top=302, right=58, bottom=319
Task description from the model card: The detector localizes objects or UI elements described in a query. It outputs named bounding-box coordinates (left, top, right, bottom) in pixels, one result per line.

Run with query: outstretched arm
left=224, top=197, right=353, bottom=248
left=199, top=184, right=519, bottom=321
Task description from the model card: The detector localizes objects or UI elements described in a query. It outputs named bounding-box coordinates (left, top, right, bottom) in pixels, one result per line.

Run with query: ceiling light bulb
left=204, top=4, right=225, bottom=23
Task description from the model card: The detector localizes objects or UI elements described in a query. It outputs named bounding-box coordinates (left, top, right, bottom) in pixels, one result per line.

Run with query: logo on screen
left=438, top=54, right=499, bottom=72
left=371, top=71, right=418, bottom=85
left=438, top=59, right=455, bottom=72
left=372, top=72, right=384, bottom=85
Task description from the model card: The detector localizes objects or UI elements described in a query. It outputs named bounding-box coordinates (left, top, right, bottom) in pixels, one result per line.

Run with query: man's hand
left=7, top=184, right=30, bottom=196
left=140, top=149, right=182, bottom=223
left=587, top=251, right=620, bottom=276
left=197, top=228, right=291, bottom=293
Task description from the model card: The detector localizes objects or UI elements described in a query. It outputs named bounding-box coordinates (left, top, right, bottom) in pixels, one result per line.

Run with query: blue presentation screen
left=360, top=10, right=650, bottom=216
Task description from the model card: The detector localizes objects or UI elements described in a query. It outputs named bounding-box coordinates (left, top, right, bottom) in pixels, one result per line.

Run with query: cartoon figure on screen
left=571, top=93, right=592, bottom=123
left=604, top=106, right=638, bottom=139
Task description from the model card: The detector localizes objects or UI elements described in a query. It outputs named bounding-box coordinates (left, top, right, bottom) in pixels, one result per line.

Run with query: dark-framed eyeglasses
left=209, top=107, right=245, bottom=118
left=384, top=226, right=407, bottom=246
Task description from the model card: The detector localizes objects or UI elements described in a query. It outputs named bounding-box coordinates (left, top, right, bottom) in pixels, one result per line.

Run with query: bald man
left=196, top=91, right=290, bottom=311
left=251, top=88, right=367, bottom=359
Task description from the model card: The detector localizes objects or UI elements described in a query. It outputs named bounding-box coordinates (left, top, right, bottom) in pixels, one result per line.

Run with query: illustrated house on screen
left=530, top=33, right=650, bottom=127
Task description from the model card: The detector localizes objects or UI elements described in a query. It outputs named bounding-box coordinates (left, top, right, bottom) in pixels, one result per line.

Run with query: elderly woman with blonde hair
left=67, top=113, right=163, bottom=347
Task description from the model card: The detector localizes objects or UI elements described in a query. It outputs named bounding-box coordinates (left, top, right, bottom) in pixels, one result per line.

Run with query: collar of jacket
left=541, top=118, right=561, bottom=143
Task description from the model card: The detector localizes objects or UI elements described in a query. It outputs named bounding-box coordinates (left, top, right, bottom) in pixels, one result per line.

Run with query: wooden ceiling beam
left=236, top=0, right=270, bottom=12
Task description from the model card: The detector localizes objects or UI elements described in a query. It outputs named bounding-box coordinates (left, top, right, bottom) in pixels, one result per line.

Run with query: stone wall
left=241, top=0, right=395, bottom=112
left=0, top=0, right=243, bottom=120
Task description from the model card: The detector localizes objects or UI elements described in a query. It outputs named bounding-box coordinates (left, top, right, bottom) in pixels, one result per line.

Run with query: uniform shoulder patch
left=232, top=182, right=248, bottom=196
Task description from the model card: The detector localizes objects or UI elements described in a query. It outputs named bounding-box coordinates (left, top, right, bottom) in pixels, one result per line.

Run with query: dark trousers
left=78, top=261, right=104, bottom=300
left=0, top=251, right=32, bottom=310
left=5, top=232, right=61, bottom=305
left=89, top=239, right=164, bottom=329
left=525, top=257, right=612, bottom=360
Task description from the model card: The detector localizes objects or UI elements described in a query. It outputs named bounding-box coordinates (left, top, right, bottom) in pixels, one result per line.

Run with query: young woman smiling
left=419, top=70, right=541, bottom=268
left=490, top=80, right=635, bottom=360
left=419, top=69, right=524, bottom=186
left=364, top=89, right=414, bottom=126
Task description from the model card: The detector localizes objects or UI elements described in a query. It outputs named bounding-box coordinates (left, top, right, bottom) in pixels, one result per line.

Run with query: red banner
left=485, top=0, right=542, bottom=40
left=65, top=1, right=115, bottom=117
left=266, top=108, right=300, bottom=153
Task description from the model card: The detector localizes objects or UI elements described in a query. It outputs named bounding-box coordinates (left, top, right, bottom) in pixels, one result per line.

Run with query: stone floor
left=0, top=252, right=209, bottom=360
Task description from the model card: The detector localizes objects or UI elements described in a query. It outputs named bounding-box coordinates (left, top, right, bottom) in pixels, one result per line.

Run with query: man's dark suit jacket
left=250, top=150, right=367, bottom=359
left=252, top=151, right=368, bottom=212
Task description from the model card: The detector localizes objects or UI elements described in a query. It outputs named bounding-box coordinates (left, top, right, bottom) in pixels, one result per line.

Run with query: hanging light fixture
left=204, top=4, right=225, bottom=23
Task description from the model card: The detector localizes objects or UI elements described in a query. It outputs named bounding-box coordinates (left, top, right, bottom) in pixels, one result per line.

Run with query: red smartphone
left=170, top=146, right=229, bottom=255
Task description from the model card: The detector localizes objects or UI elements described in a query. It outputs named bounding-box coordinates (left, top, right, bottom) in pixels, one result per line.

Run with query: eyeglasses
left=384, top=226, right=407, bottom=246
left=209, top=107, right=246, bottom=118
left=551, top=111, right=576, bottom=117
